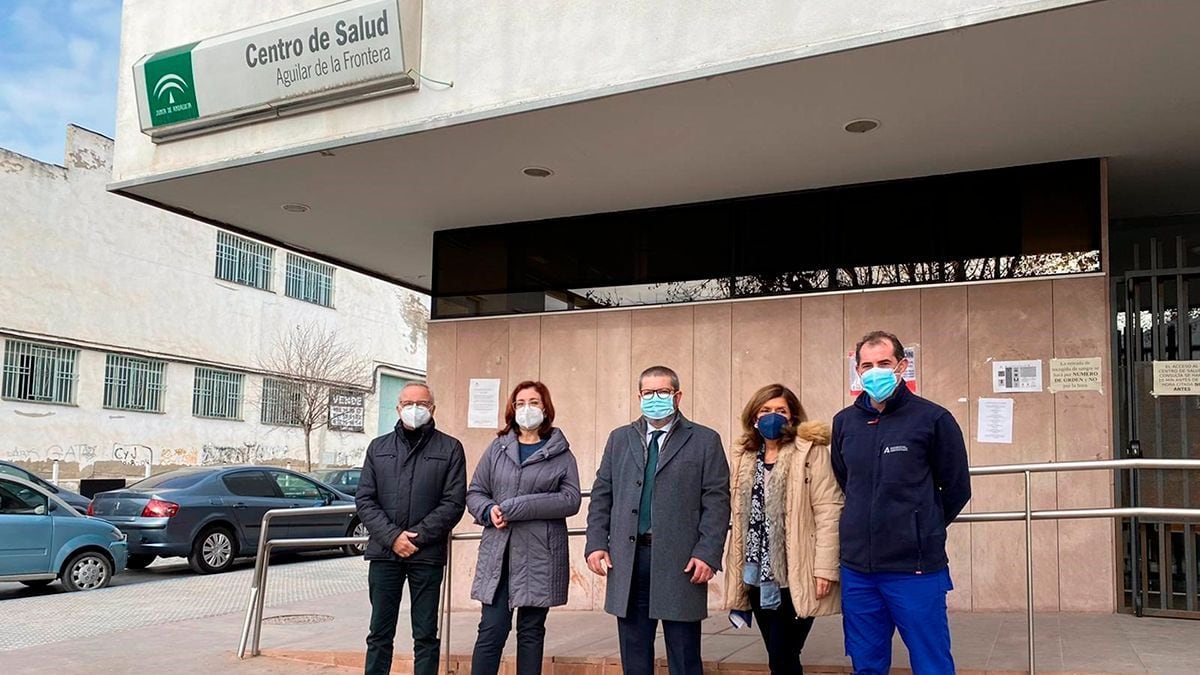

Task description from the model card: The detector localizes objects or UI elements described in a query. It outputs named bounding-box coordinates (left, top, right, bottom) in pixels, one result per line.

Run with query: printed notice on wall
left=978, top=397, right=1014, bottom=444
left=1049, top=357, right=1103, bottom=392
left=1151, top=361, right=1200, bottom=396
left=467, top=378, right=502, bottom=428
left=992, top=360, right=1043, bottom=393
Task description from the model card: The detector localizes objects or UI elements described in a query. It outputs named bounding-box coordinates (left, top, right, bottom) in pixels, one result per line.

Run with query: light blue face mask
left=640, top=395, right=676, bottom=420
left=861, top=366, right=901, bottom=402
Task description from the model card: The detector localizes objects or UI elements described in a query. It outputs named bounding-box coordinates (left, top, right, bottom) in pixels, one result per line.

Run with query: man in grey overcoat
left=585, top=365, right=731, bottom=675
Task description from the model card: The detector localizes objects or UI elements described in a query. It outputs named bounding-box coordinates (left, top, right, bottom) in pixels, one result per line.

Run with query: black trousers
left=617, top=544, right=702, bottom=675
left=471, top=554, right=550, bottom=675
left=366, top=559, right=445, bottom=675
left=748, top=586, right=816, bottom=675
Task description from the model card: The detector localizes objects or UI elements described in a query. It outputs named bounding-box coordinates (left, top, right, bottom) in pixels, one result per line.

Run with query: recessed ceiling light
left=522, top=166, right=554, bottom=178
left=843, top=119, right=881, bottom=134
left=281, top=203, right=310, bottom=213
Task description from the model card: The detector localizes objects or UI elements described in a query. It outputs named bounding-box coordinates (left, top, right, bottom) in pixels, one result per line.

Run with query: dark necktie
left=637, top=430, right=665, bottom=535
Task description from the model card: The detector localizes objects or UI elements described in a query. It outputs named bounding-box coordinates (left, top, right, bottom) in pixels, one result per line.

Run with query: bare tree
left=260, top=323, right=371, bottom=472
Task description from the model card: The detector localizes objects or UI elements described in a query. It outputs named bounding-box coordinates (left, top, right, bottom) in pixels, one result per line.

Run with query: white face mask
left=399, top=405, right=432, bottom=429
left=514, top=405, right=544, bottom=430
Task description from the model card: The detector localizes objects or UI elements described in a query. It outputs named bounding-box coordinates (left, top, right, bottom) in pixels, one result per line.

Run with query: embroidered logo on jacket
left=883, top=445, right=909, bottom=455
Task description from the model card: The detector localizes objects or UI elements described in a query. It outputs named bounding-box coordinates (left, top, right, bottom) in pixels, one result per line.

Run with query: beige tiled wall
left=429, top=276, right=1115, bottom=613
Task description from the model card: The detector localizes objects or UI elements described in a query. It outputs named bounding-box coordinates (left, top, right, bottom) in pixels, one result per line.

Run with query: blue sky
left=0, top=0, right=122, bottom=164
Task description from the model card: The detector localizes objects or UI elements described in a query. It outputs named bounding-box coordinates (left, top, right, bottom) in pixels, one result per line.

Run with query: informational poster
left=992, top=359, right=1043, bottom=393
left=977, top=398, right=1014, bottom=444
left=328, top=390, right=365, bottom=432
left=467, top=378, right=502, bottom=428
left=1152, top=361, right=1200, bottom=396
left=1049, top=357, right=1103, bottom=392
left=848, top=345, right=918, bottom=397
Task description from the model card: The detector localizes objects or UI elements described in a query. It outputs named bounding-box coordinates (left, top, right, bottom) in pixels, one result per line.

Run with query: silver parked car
left=89, top=466, right=364, bottom=574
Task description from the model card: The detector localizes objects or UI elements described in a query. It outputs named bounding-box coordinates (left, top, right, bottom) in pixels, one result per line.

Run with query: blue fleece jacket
left=831, top=384, right=971, bottom=574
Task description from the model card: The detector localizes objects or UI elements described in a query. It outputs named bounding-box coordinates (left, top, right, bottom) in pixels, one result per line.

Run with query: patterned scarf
left=743, top=447, right=781, bottom=609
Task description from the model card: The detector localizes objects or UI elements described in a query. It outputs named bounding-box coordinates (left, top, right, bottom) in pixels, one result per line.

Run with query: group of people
left=355, top=330, right=972, bottom=675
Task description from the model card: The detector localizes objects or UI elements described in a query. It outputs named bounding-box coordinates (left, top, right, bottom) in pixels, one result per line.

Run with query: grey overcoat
left=466, top=428, right=582, bottom=608
left=585, top=414, right=731, bottom=622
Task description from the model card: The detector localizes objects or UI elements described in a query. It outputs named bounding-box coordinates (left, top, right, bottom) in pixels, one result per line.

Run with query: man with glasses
left=586, top=365, right=731, bottom=675
left=356, top=382, right=466, bottom=675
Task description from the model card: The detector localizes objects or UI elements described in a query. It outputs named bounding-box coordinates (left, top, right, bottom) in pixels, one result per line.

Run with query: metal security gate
left=1114, top=232, right=1200, bottom=618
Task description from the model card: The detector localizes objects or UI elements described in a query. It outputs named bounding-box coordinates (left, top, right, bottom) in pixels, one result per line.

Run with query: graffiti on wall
left=200, top=443, right=290, bottom=466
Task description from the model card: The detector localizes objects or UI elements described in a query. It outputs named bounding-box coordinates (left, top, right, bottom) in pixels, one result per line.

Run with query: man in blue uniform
left=831, top=331, right=971, bottom=674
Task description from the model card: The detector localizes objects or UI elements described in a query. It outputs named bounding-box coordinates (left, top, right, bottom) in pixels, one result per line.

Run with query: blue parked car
left=0, top=474, right=128, bottom=591
left=89, top=466, right=361, bottom=574
left=0, top=460, right=92, bottom=514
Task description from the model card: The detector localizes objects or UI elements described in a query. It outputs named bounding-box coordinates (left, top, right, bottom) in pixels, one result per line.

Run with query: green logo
left=144, top=44, right=199, bottom=127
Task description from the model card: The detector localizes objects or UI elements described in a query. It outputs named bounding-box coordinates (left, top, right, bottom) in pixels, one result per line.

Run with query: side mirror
left=47, top=501, right=59, bottom=513
left=34, top=505, right=46, bottom=516
left=323, top=492, right=336, bottom=506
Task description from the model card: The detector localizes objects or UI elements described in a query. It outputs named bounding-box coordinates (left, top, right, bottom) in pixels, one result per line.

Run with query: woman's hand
left=490, top=505, right=508, bottom=529
left=814, top=576, right=833, bottom=600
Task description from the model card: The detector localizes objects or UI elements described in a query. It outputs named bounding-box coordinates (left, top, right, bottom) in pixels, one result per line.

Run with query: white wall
left=0, top=126, right=427, bottom=475
left=112, top=0, right=1092, bottom=184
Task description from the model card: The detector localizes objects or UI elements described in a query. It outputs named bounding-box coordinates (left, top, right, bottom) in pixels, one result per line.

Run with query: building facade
left=1, top=126, right=428, bottom=484
left=107, top=0, right=1200, bottom=617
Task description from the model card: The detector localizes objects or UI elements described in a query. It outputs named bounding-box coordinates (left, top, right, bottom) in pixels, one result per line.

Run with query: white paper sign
left=978, top=398, right=1014, bottom=444
left=467, top=378, right=502, bottom=429
left=1049, top=357, right=1103, bottom=392
left=1151, top=361, right=1200, bottom=396
left=992, top=360, right=1043, bottom=393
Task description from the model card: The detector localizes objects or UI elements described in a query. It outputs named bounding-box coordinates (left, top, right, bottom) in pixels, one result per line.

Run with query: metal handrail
left=236, top=458, right=1200, bottom=675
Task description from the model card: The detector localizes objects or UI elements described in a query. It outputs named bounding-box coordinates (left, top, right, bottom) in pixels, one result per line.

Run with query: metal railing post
left=238, top=509, right=279, bottom=658
left=442, top=536, right=453, bottom=674
left=1024, top=470, right=1035, bottom=675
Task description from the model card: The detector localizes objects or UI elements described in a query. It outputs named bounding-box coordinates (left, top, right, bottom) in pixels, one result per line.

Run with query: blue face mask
left=861, top=367, right=901, bottom=402
left=756, top=413, right=788, bottom=440
left=640, top=395, right=676, bottom=421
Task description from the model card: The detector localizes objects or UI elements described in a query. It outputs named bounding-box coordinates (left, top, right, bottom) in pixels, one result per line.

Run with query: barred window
left=193, top=367, right=243, bottom=420
left=2, top=340, right=78, bottom=405
left=286, top=253, right=335, bottom=307
left=261, top=377, right=304, bottom=426
left=104, top=354, right=166, bottom=413
left=216, top=231, right=274, bottom=290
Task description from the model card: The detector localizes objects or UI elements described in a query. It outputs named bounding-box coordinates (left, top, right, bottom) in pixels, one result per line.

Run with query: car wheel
left=126, top=554, right=156, bottom=570
left=188, top=526, right=237, bottom=574
left=19, top=579, right=53, bottom=588
left=344, top=517, right=369, bottom=556
left=61, top=551, right=113, bottom=591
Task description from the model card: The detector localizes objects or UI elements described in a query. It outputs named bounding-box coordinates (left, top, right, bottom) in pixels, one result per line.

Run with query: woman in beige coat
left=724, top=383, right=844, bottom=675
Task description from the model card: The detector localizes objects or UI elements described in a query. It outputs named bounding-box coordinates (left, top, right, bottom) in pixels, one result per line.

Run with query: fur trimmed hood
left=797, top=420, right=831, bottom=445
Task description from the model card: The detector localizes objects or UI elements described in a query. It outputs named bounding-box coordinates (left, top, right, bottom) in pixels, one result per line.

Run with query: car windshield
left=130, top=471, right=210, bottom=490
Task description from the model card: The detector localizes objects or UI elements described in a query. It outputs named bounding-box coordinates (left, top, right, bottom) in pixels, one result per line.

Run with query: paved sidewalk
left=5, top=573, right=1200, bottom=674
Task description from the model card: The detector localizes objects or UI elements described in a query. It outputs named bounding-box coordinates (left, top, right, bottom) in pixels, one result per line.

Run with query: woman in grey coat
left=466, top=380, right=582, bottom=675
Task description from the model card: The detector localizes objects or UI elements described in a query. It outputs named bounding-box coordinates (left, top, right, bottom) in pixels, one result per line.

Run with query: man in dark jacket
left=585, top=365, right=731, bottom=675
left=356, top=382, right=466, bottom=675
left=832, top=331, right=971, bottom=675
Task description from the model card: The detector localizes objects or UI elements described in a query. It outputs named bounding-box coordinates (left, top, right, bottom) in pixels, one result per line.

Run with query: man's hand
left=490, top=505, right=508, bottom=529
left=586, top=550, right=613, bottom=576
left=391, top=531, right=419, bottom=558
left=684, top=557, right=714, bottom=584
left=814, top=576, right=833, bottom=600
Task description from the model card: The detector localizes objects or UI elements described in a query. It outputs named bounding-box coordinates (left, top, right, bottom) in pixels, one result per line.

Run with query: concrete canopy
left=112, top=0, right=1200, bottom=292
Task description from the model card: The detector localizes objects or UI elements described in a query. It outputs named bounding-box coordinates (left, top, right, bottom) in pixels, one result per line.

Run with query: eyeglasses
left=399, top=401, right=432, bottom=410
left=639, top=389, right=676, bottom=401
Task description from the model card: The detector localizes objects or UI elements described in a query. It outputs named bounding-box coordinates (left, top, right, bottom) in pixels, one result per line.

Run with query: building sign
left=848, top=345, right=918, bottom=397
left=992, top=359, right=1043, bottom=393
left=1152, top=361, right=1200, bottom=396
left=134, top=0, right=412, bottom=139
left=329, top=390, right=366, bottom=432
left=1049, top=357, right=1103, bottom=392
